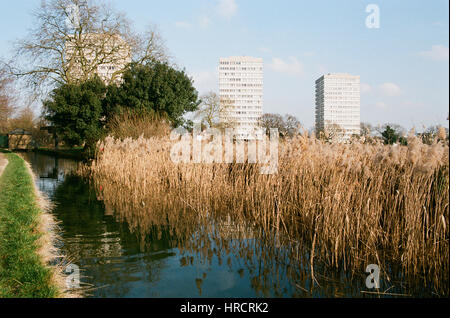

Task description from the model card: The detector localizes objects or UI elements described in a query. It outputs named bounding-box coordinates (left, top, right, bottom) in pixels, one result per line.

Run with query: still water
left=21, top=152, right=433, bottom=298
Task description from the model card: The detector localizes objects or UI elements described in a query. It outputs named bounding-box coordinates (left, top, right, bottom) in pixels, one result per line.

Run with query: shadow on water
left=21, top=152, right=440, bottom=298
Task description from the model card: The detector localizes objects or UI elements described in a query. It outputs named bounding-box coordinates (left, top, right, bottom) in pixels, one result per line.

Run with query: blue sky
left=0, top=0, right=448, bottom=130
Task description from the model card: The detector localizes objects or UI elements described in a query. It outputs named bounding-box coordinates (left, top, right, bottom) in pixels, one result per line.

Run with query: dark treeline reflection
left=23, top=153, right=441, bottom=297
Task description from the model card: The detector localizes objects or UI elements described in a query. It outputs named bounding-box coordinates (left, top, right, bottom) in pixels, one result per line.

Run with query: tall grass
left=88, top=132, right=449, bottom=295
left=106, top=110, right=171, bottom=140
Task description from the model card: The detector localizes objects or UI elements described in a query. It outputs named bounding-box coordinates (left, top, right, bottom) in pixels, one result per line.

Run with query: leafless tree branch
left=9, top=0, right=168, bottom=92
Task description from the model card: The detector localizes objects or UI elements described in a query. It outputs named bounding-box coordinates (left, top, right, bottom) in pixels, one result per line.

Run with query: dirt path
left=0, top=153, right=8, bottom=178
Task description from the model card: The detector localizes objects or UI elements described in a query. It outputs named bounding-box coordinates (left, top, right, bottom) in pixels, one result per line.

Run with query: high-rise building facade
left=219, top=56, right=263, bottom=139
left=65, top=33, right=131, bottom=85
left=315, top=73, right=360, bottom=139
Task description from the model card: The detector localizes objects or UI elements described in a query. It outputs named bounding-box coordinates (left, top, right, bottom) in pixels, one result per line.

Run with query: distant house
left=7, top=129, right=32, bottom=150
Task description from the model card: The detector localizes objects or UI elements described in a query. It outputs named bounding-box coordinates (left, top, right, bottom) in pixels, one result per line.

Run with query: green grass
left=0, top=151, right=59, bottom=298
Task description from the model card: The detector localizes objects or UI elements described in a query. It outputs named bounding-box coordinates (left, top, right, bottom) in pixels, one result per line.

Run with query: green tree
left=381, top=125, right=399, bottom=145
left=43, top=76, right=106, bottom=150
left=104, top=62, right=200, bottom=127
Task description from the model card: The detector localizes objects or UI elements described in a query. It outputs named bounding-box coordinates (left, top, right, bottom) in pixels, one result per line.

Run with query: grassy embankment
left=0, top=150, right=62, bottom=298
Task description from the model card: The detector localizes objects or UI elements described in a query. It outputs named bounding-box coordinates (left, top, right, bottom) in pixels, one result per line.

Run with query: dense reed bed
left=87, top=133, right=449, bottom=296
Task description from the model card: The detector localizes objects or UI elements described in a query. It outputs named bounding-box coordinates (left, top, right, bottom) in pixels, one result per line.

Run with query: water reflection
left=22, top=153, right=438, bottom=297
left=22, top=152, right=78, bottom=196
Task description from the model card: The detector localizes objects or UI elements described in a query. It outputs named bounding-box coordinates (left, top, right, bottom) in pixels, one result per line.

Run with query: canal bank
left=21, top=152, right=445, bottom=298
left=0, top=151, right=70, bottom=298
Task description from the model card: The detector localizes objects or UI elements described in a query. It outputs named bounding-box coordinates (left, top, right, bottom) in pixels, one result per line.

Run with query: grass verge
left=0, top=150, right=61, bottom=298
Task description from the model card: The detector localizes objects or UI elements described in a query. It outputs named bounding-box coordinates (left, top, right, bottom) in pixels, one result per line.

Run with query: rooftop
left=8, top=129, right=32, bottom=135
left=220, top=56, right=263, bottom=62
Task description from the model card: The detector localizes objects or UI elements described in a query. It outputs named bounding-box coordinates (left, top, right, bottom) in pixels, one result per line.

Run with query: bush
left=43, top=76, right=107, bottom=150
left=104, top=62, right=200, bottom=127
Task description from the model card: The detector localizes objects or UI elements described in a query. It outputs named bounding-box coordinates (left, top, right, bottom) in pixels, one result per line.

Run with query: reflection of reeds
left=88, top=133, right=449, bottom=296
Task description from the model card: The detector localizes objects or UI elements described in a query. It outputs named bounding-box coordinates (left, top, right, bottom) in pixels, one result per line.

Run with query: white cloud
left=269, top=57, right=304, bottom=76
left=175, top=21, right=192, bottom=29
left=217, top=0, right=238, bottom=18
left=360, top=83, right=372, bottom=94
left=419, top=45, right=449, bottom=62
left=199, top=16, right=211, bottom=28
left=379, top=82, right=402, bottom=97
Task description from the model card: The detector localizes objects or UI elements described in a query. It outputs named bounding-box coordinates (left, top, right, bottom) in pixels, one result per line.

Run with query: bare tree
left=420, top=125, right=449, bottom=145
left=132, top=25, right=168, bottom=66
left=8, top=0, right=167, bottom=91
left=259, top=113, right=301, bottom=137
left=217, top=96, right=237, bottom=129
left=283, top=114, right=301, bottom=137
left=9, top=106, right=36, bottom=132
left=321, top=121, right=345, bottom=142
left=0, top=66, right=17, bottom=133
left=195, top=92, right=237, bottom=130
left=360, top=122, right=373, bottom=137
left=195, top=92, right=222, bottom=128
left=259, top=113, right=286, bottom=136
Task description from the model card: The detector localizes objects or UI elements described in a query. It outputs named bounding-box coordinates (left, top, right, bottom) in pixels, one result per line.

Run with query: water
left=21, top=152, right=440, bottom=298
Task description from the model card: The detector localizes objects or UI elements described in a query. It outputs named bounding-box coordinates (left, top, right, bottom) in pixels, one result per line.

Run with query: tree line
left=43, top=62, right=199, bottom=155
left=1, top=0, right=448, bottom=154
left=0, top=0, right=199, bottom=155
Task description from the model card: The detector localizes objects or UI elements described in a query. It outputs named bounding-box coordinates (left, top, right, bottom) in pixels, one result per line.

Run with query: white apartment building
left=315, top=73, right=361, bottom=140
left=65, top=33, right=131, bottom=85
left=219, top=56, right=264, bottom=139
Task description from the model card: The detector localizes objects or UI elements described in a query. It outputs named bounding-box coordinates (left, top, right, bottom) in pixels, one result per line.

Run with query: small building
left=7, top=129, right=33, bottom=150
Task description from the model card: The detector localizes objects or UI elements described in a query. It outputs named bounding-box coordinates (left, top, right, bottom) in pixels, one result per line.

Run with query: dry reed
left=106, top=110, right=171, bottom=140
left=87, top=131, right=449, bottom=296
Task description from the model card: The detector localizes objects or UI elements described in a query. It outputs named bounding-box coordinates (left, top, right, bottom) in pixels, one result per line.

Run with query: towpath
left=0, top=153, right=8, bottom=178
